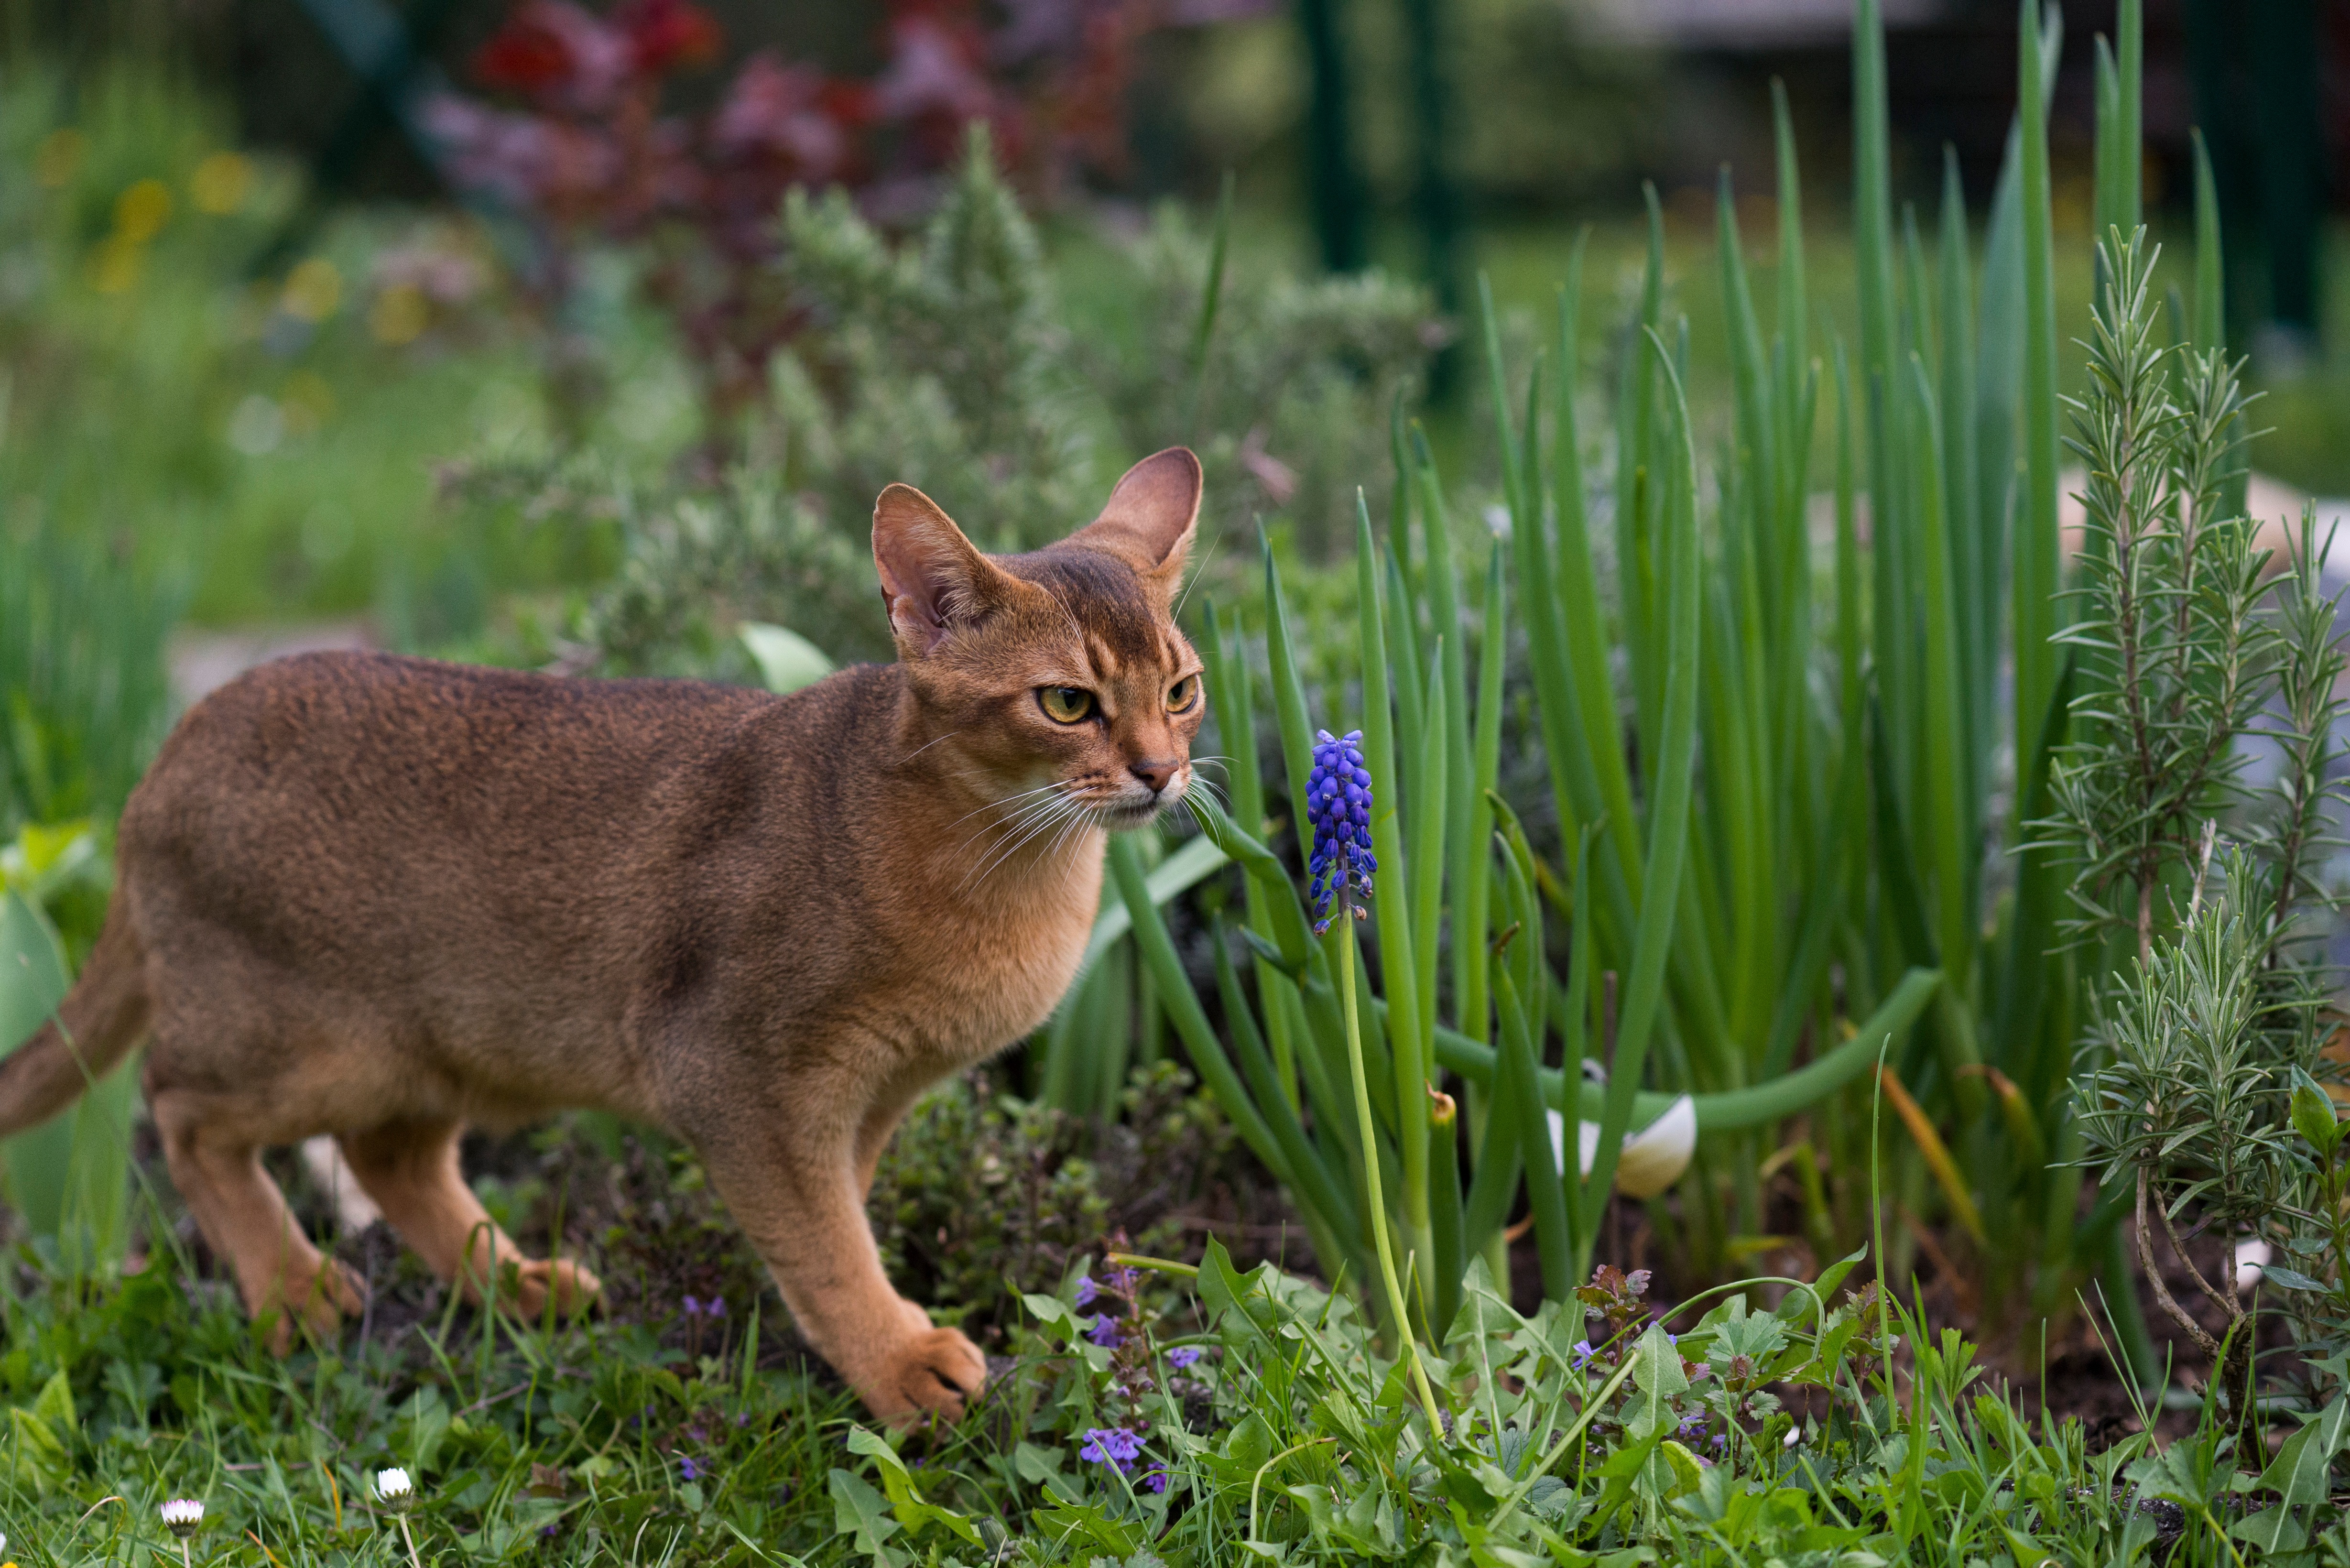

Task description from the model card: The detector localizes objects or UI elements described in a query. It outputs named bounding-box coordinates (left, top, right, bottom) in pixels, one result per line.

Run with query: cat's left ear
left=1072, top=447, right=1201, bottom=599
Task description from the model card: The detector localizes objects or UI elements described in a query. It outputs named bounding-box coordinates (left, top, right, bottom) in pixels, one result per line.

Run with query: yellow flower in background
left=190, top=152, right=252, bottom=215
left=280, top=370, right=335, bottom=435
left=282, top=258, right=342, bottom=323
left=91, top=232, right=142, bottom=294
left=369, top=282, right=429, bottom=346
left=33, top=128, right=82, bottom=187
left=115, top=178, right=173, bottom=244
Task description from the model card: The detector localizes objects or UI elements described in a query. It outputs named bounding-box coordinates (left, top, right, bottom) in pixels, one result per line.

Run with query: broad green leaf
left=2261, top=1266, right=2328, bottom=1293
left=828, top=1468, right=903, bottom=1565
left=30, top=1367, right=76, bottom=1442
left=1077, top=834, right=1229, bottom=975
left=1625, top=1323, right=1690, bottom=1443
left=740, top=621, right=834, bottom=693
left=2231, top=1504, right=2309, bottom=1555
left=2291, top=1082, right=2343, bottom=1156
left=1031, top=1502, right=1142, bottom=1557
left=6, top=1404, right=70, bottom=1490
left=2255, top=1397, right=2350, bottom=1508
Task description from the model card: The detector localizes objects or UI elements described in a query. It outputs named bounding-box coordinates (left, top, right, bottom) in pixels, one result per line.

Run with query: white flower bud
left=376, top=1466, right=416, bottom=1511
left=160, top=1499, right=205, bottom=1538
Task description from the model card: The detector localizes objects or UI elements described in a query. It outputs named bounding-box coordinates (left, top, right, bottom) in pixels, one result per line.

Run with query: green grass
left=0, top=1209, right=2337, bottom=1565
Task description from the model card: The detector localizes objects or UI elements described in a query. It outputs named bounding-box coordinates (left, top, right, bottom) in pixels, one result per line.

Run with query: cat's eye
left=1167, top=675, right=1200, bottom=712
left=1038, top=686, right=1095, bottom=724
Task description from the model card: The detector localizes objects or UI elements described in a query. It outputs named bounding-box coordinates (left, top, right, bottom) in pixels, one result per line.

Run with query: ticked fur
left=0, top=449, right=1208, bottom=1423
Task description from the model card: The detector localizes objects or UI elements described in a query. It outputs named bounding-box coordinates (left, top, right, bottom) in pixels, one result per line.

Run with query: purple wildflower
left=1078, top=1427, right=1144, bottom=1468
left=1073, top=1274, right=1099, bottom=1309
left=1086, top=1314, right=1123, bottom=1349
left=1140, top=1468, right=1169, bottom=1493
left=682, top=1295, right=700, bottom=1317
left=679, top=1457, right=702, bottom=1481
left=1305, top=730, right=1376, bottom=935
left=1166, top=1346, right=1203, bottom=1370
left=1569, top=1339, right=1595, bottom=1370
left=707, top=1296, right=725, bottom=1318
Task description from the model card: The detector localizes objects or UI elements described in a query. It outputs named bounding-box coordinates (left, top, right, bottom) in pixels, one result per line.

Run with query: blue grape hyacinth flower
left=1306, top=728, right=1377, bottom=935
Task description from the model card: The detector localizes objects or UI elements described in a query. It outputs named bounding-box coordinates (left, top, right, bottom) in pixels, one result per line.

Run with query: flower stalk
left=1308, top=726, right=1444, bottom=1433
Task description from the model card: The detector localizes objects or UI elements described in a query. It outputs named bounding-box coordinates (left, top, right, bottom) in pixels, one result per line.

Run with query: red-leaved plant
left=427, top=0, right=1220, bottom=447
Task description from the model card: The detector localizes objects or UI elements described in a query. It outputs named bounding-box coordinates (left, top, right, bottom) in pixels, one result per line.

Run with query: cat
left=0, top=447, right=1206, bottom=1424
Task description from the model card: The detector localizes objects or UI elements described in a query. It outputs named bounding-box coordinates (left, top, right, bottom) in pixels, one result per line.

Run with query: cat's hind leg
left=151, top=1089, right=363, bottom=1351
left=337, top=1119, right=599, bottom=1318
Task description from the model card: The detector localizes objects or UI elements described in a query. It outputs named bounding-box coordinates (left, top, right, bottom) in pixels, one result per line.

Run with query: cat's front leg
left=689, top=1084, right=985, bottom=1425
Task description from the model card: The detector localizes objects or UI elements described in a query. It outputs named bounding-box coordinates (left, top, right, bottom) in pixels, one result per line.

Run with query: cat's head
left=871, top=448, right=1207, bottom=831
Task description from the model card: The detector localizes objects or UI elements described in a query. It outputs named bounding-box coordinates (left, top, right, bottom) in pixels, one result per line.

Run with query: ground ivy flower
left=1072, top=1274, right=1098, bottom=1308
left=1078, top=1426, right=1144, bottom=1472
left=1306, top=729, right=1376, bottom=935
left=1086, top=1313, right=1122, bottom=1349
left=1166, top=1345, right=1203, bottom=1370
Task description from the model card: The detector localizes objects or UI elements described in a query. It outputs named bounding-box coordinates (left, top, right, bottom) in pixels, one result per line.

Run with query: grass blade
left=2013, top=0, right=2063, bottom=832
left=1582, top=329, right=1702, bottom=1229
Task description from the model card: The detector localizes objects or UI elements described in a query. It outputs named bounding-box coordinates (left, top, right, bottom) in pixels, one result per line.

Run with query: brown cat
left=0, top=448, right=1206, bottom=1423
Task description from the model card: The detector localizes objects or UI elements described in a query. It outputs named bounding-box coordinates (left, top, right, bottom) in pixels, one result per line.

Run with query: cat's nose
left=1129, top=758, right=1180, bottom=795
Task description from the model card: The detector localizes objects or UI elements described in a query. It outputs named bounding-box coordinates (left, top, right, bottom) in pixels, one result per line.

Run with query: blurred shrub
left=430, top=0, right=1186, bottom=446
left=757, top=129, right=1092, bottom=557
left=575, top=465, right=888, bottom=673
left=867, top=1062, right=1231, bottom=1344
left=485, top=136, right=1434, bottom=675
left=1074, top=199, right=1436, bottom=556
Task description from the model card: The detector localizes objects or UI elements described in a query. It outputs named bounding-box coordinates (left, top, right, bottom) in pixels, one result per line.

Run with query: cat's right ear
left=873, top=484, right=1014, bottom=657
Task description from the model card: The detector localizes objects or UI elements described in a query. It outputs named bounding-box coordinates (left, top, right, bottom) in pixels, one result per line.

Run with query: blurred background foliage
left=0, top=0, right=2346, bottom=1381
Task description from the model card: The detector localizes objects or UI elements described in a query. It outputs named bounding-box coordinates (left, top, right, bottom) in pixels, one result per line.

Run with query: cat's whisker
left=961, top=794, right=1090, bottom=893
left=1042, top=806, right=1094, bottom=873
left=960, top=786, right=1086, bottom=884
left=953, top=799, right=1067, bottom=871
left=946, top=781, right=1066, bottom=833
left=957, top=788, right=1075, bottom=861
left=897, top=729, right=965, bottom=765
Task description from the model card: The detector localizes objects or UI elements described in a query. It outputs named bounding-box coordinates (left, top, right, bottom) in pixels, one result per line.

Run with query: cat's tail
left=0, top=897, right=149, bottom=1135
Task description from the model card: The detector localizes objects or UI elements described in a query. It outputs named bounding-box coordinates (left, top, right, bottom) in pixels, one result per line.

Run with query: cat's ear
left=872, top=484, right=1017, bottom=656
left=1071, top=447, right=1201, bottom=597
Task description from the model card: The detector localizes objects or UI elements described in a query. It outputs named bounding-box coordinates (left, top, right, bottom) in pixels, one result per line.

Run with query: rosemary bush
left=2056, top=225, right=2350, bottom=1423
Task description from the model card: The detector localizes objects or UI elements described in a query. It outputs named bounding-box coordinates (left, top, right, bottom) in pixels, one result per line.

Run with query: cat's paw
left=868, top=1326, right=988, bottom=1426
left=260, top=1258, right=365, bottom=1353
left=503, top=1257, right=601, bottom=1319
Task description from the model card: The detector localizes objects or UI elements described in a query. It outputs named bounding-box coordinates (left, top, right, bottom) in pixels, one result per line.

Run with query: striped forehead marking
left=1003, top=548, right=1164, bottom=665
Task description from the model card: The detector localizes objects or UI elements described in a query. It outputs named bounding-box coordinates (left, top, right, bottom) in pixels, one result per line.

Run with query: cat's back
left=132, top=652, right=766, bottom=843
